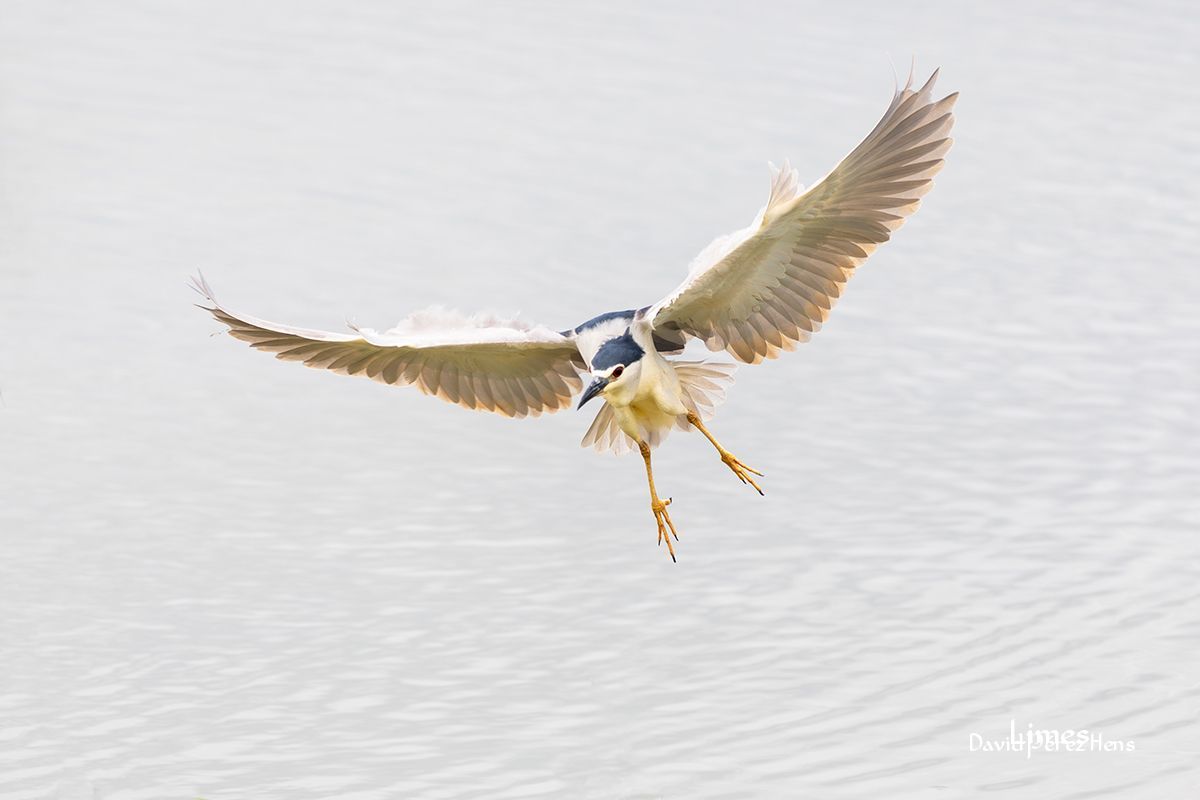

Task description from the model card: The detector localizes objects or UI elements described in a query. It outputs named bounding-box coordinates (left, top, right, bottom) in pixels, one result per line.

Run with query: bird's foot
left=651, top=497, right=680, bottom=562
left=720, top=451, right=764, bottom=495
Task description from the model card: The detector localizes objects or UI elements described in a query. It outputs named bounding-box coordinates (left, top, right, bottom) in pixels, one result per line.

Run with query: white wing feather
left=192, top=274, right=584, bottom=418
left=648, top=68, right=957, bottom=363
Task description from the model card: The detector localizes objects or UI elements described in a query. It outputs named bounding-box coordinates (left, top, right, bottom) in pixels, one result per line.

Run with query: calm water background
left=2, top=2, right=1199, bottom=798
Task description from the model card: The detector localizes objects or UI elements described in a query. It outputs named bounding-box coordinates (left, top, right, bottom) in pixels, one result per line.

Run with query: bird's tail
left=580, top=402, right=637, bottom=455
left=673, top=360, right=736, bottom=425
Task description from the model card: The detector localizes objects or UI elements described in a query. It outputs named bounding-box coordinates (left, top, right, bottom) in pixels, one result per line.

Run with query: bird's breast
left=635, top=357, right=687, bottom=415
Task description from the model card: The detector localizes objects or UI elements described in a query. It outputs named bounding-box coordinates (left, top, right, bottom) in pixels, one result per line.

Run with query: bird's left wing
left=192, top=275, right=585, bottom=417
left=646, top=68, right=957, bottom=364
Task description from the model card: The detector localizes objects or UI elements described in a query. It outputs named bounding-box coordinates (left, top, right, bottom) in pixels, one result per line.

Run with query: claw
left=651, top=498, right=680, bottom=560
left=640, top=441, right=681, bottom=561
left=721, top=452, right=765, bottom=495
left=687, top=413, right=765, bottom=496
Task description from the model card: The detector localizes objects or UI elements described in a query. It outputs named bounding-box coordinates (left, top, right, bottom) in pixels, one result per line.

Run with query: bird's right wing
left=192, top=274, right=585, bottom=417
left=646, top=68, right=957, bottom=364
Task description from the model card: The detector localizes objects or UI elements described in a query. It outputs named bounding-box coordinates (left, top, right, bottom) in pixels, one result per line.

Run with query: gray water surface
left=2, top=2, right=1199, bottom=798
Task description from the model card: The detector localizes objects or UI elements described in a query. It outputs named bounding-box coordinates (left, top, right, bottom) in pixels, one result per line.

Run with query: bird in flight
left=194, top=68, right=956, bottom=561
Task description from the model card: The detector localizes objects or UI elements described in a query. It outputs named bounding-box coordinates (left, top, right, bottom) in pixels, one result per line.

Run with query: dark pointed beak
left=577, top=377, right=606, bottom=409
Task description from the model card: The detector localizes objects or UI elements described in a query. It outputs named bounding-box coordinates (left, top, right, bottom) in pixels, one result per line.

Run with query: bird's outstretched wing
left=646, top=68, right=957, bottom=364
left=191, top=274, right=585, bottom=417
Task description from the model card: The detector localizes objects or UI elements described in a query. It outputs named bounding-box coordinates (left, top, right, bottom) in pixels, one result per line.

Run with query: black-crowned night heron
left=194, top=68, right=956, bottom=561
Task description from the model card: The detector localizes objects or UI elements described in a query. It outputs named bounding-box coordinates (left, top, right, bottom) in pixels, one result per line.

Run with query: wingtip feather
left=918, top=67, right=940, bottom=97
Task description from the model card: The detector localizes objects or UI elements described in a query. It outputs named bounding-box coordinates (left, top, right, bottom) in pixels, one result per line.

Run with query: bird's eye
left=611, top=366, right=624, bottom=379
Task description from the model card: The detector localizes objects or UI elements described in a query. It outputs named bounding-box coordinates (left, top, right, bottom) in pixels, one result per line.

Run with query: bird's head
left=577, top=332, right=645, bottom=409
left=577, top=361, right=640, bottom=409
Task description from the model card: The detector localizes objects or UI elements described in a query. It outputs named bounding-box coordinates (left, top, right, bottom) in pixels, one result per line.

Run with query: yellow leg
left=686, top=412, right=765, bottom=495
left=639, top=441, right=680, bottom=561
